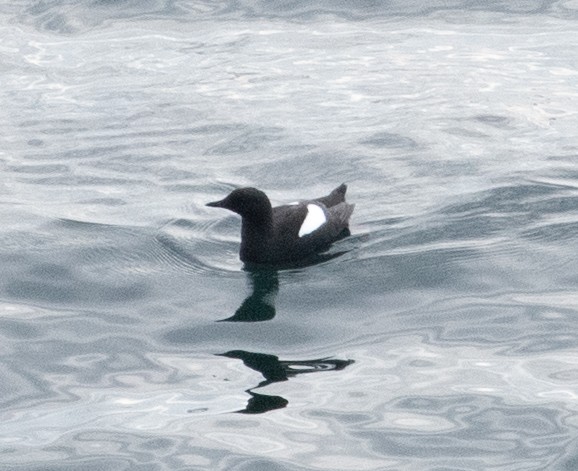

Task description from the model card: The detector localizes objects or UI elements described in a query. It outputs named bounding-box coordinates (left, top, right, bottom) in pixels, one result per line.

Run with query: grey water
left=1, top=1, right=578, bottom=469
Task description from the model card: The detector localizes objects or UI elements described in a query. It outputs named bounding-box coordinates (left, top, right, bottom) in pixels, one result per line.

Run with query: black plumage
left=207, top=184, right=354, bottom=264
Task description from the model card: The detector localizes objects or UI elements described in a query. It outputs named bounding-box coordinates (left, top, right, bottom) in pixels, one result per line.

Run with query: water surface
left=1, top=1, right=578, bottom=470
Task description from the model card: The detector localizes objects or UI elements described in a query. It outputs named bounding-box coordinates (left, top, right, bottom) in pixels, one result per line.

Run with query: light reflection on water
left=1, top=0, right=578, bottom=469
left=2, top=336, right=577, bottom=468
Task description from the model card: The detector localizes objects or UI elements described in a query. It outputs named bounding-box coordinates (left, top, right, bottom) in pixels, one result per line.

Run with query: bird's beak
left=206, top=199, right=226, bottom=208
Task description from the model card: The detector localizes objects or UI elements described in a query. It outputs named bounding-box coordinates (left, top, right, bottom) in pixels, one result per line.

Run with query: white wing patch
left=298, top=204, right=327, bottom=237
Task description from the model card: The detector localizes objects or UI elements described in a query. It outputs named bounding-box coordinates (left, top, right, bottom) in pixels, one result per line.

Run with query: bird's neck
left=240, top=216, right=273, bottom=263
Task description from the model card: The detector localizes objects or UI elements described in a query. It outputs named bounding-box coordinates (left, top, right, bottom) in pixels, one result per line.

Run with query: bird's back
left=266, top=199, right=353, bottom=263
left=223, top=184, right=354, bottom=264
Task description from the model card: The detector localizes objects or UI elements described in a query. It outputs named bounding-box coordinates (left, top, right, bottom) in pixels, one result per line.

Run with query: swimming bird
left=206, top=184, right=354, bottom=264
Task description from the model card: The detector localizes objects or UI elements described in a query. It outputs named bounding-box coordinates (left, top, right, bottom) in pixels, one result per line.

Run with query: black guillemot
left=206, top=184, right=354, bottom=264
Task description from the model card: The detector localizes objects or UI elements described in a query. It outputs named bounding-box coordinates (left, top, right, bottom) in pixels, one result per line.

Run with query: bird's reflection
left=219, top=250, right=350, bottom=323
left=218, top=269, right=279, bottom=322
left=215, top=247, right=354, bottom=412
left=217, top=350, right=354, bottom=414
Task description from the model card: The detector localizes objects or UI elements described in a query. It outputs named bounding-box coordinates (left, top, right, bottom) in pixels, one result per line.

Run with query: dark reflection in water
left=220, top=249, right=350, bottom=322
left=218, top=269, right=279, bottom=322
left=215, top=254, right=356, bottom=412
left=241, top=391, right=288, bottom=415
left=218, top=350, right=354, bottom=414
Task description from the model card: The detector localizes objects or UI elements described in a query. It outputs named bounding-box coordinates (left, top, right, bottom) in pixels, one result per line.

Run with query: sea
left=1, top=1, right=578, bottom=470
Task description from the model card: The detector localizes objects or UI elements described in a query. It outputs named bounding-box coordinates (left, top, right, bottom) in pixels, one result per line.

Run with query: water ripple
left=156, top=217, right=241, bottom=275
left=2, top=2, right=578, bottom=470
left=14, top=0, right=578, bottom=37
